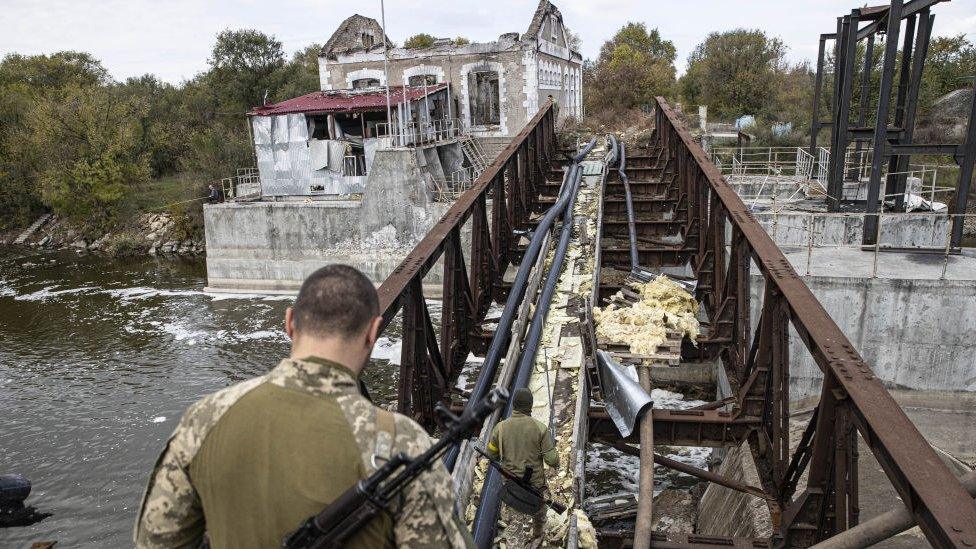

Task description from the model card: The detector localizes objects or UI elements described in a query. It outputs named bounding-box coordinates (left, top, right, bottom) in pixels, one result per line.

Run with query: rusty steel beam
left=376, top=101, right=555, bottom=427
left=652, top=96, right=976, bottom=548
left=588, top=407, right=759, bottom=447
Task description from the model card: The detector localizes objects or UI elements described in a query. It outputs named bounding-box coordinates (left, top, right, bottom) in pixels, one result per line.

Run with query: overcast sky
left=3, top=0, right=975, bottom=84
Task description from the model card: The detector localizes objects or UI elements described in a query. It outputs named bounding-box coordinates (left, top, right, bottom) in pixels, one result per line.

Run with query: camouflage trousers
left=500, top=487, right=549, bottom=543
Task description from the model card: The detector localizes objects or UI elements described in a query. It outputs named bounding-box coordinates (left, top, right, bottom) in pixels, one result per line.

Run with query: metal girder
left=588, top=407, right=759, bottom=447
left=653, top=96, right=976, bottom=548
left=855, top=0, right=945, bottom=40
left=376, top=101, right=555, bottom=426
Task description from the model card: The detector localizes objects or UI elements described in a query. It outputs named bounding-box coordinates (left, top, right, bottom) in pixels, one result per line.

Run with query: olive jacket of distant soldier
left=134, top=356, right=470, bottom=548
left=487, top=411, right=559, bottom=489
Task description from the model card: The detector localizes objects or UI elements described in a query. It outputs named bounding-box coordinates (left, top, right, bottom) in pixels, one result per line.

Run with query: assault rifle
left=471, top=446, right=567, bottom=514
left=282, top=388, right=509, bottom=549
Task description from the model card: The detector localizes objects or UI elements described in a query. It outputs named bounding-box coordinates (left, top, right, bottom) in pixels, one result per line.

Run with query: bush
left=404, top=34, right=436, bottom=50
left=103, top=232, right=145, bottom=257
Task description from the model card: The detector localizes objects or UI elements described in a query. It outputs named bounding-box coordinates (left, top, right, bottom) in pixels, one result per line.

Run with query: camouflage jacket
left=134, top=356, right=470, bottom=548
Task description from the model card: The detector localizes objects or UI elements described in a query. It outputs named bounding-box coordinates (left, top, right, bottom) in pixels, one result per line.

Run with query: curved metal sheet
left=596, top=350, right=653, bottom=438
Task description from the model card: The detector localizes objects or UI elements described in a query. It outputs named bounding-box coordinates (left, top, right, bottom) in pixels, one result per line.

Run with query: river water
left=0, top=248, right=403, bottom=547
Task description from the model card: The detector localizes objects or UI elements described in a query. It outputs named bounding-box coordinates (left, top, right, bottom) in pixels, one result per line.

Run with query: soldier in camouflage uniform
left=134, top=264, right=472, bottom=548
left=488, top=387, right=559, bottom=544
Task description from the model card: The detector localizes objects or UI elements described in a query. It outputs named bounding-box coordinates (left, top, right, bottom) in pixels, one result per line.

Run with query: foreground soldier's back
left=134, top=265, right=470, bottom=548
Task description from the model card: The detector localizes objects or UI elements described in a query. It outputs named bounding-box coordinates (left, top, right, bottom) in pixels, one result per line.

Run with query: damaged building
left=204, top=0, right=581, bottom=293
left=319, top=0, right=582, bottom=141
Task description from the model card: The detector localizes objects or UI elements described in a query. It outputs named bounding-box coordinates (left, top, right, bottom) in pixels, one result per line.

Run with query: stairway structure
left=14, top=214, right=51, bottom=244
left=458, top=136, right=492, bottom=178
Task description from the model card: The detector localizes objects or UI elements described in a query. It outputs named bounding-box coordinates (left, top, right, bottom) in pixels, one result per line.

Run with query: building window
left=408, top=74, right=438, bottom=87
left=361, top=32, right=375, bottom=49
left=468, top=70, right=500, bottom=126
left=352, top=78, right=380, bottom=89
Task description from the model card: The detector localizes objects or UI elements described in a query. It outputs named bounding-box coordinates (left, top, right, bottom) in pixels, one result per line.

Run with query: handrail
left=376, top=101, right=553, bottom=319
left=654, top=95, right=976, bottom=547
left=373, top=100, right=555, bottom=427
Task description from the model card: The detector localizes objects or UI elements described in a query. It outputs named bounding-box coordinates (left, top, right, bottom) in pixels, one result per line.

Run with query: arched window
left=408, top=74, right=438, bottom=87
left=352, top=78, right=380, bottom=89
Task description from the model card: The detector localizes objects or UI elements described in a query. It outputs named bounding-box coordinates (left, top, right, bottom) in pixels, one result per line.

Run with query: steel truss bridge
left=368, top=91, right=975, bottom=548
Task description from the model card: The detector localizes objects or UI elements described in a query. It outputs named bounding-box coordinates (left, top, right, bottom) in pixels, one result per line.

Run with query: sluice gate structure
left=367, top=91, right=975, bottom=548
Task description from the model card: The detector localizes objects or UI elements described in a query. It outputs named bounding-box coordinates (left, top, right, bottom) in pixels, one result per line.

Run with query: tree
left=680, top=29, right=787, bottom=120
left=919, top=35, right=976, bottom=116
left=454, top=37, right=471, bottom=47
left=584, top=23, right=677, bottom=118
left=207, top=29, right=287, bottom=112
left=0, top=51, right=111, bottom=227
left=26, top=84, right=150, bottom=230
left=404, top=33, right=436, bottom=49
left=277, top=43, right=324, bottom=100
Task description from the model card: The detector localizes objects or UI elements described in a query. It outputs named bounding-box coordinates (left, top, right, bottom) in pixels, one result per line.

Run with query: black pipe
left=471, top=139, right=594, bottom=548
left=618, top=141, right=640, bottom=271
left=443, top=137, right=597, bottom=470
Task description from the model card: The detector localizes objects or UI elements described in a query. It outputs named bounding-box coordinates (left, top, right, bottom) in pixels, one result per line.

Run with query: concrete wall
left=756, top=212, right=950, bottom=249
left=749, top=273, right=976, bottom=404
left=204, top=147, right=450, bottom=292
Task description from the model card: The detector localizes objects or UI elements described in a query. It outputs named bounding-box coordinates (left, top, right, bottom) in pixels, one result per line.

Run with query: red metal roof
left=249, top=84, right=448, bottom=116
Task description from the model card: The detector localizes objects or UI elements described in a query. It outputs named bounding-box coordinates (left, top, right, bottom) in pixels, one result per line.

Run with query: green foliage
left=404, top=33, right=436, bottom=50
left=27, top=85, right=150, bottom=229
left=102, top=232, right=144, bottom=257
left=454, top=37, right=471, bottom=47
left=585, top=23, right=677, bottom=120
left=168, top=197, right=206, bottom=241
left=680, top=29, right=787, bottom=120
left=0, top=51, right=112, bottom=227
left=207, top=29, right=287, bottom=111
left=0, top=30, right=323, bottom=231
left=180, top=127, right=252, bottom=183
left=919, top=35, right=976, bottom=116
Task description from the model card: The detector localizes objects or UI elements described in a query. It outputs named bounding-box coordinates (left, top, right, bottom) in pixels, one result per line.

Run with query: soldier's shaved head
left=292, top=264, right=379, bottom=339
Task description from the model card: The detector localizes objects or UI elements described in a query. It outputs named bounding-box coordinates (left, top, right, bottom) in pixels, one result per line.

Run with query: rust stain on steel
left=655, top=96, right=976, bottom=547
left=376, top=100, right=554, bottom=321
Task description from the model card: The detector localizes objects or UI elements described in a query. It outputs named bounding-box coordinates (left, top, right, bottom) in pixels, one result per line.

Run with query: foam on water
left=372, top=337, right=402, bottom=364
left=9, top=282, right=296, bottom=303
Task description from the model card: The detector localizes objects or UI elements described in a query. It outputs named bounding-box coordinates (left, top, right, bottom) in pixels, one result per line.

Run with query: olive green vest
left=188, top=380, right=394, bottom=549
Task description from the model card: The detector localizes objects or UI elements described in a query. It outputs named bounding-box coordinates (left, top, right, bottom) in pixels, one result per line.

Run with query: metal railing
left=220, top=168, right=261, bottom=201
left=374, top=101, right=556, bottom=427
left=652, top=96, right=976, bottom=547
left=375, top=117, right=463, bottom=148
left=430, top=167, right=475, bottom=202
left=753, top=209, right=974, bottom=279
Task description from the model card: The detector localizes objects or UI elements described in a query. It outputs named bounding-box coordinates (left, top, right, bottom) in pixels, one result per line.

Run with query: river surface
left=0, top=248, right=404, bottom=547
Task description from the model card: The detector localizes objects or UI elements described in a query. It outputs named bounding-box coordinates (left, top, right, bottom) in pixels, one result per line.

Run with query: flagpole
left=380, top=0, right=393, bottom=135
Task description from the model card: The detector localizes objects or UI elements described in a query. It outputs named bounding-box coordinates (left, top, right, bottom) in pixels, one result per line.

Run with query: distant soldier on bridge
left=134, top=264, right=471, bottom=548
left=487, top=387, right=559, bottom=545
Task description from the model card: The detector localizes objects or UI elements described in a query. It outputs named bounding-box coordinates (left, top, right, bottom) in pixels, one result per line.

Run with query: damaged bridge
left=368, top=93, right=976, bottom=549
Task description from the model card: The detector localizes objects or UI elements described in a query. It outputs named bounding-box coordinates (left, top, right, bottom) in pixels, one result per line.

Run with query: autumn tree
left=584, top=23, right=676, bottom=119
left=207, top=29, right=287, bottom=112
left=26, top=84, right=150, bottom=229
left=404, top=33, right=436, bottom=49
left=680, top=29, right=787, bottom=120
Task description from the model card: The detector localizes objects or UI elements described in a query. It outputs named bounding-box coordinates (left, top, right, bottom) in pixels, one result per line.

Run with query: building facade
left=318, top=0, right=582, bottom=138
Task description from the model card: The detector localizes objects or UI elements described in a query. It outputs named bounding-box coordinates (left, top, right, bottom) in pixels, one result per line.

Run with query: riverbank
left=1, top=211, right=205, bottom=257
left=0, top=247, right=402, bottom=547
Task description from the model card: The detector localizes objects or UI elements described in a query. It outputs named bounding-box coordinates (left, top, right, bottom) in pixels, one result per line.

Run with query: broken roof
left=525, top=0, right=560, bottom=38
left=322, top=14, right=391, bottom=57
left=249, top=84, right=448, bottom=116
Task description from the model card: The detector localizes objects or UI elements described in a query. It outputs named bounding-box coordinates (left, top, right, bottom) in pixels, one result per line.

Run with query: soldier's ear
left=366, top=316, right=382, bottom=348
left=285, top=307, right=296, bottom=340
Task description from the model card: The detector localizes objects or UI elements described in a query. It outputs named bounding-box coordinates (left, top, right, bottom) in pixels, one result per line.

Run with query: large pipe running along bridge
left=370, top=98, right=976, bottom=548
